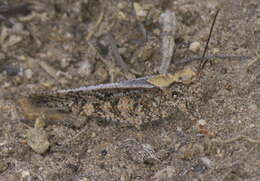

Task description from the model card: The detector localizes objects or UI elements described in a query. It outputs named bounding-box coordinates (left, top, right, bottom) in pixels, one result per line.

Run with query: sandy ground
left=0, top=0, right=259, bottom=180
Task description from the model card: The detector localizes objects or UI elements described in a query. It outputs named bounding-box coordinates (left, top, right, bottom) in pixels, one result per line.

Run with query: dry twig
left=86, top=10, right=104, bottom=41
left=159, top=10, right=177, bottom=74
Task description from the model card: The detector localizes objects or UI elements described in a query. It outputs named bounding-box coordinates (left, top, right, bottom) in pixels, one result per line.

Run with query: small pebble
left=134, top=3, right=147, bottom=18
left=78, top=178, right=89, bottom=181
left=95, top=67, right=108, bottom=83
left=24, top=69, right=33, bottom=79
left=137, top=45, right=154, bottom=61
left=87, top=149, right=92, bottom=153
left=91, top=132, right=96, bottom=138
left=257, top=18, right=260, bottom=26
left=248, top=103, right=258, bottom=112
left=118, top=11, right=128, bottom=20
left=78, top=59, right=93, bottom=77
left=0, top=160, right=7, bottom=173
left=12, top=22, right=27, bottom=35
left=118, top=47, right=127, bottom=55
left=176, top=127, right=182, bottom=132
left=117, top=2, right=126, bottom=9
left=26, top=128, right=50, bottom=154
left=4, top=35, right=23, bottom=48
left=189, top=41, right=201, bottom=53
left=198, top=119, right=207, bottom=126
left=2, top=82, right=11, bottom=88
left=200, top=157, right=213, bottom=168
left=212, top=48, right=220, bottom=54
left=34, top=115, right=46, bottom=129
left=60, top=58, right=70, bottom=68
left=21, top=170, right=30, bottom=180
left=249, top=124, right=255, bottom=129
left=65, top=32, right=73, bottom=39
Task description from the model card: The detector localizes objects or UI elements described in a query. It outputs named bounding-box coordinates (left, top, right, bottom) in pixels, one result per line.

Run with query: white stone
left=198, top=119, right=207, bottom=126
left=134, top=3, right=147, bottom=17
left=189, top=41, right=201, bottom=53
left=24, top=69, right=33, bottom=79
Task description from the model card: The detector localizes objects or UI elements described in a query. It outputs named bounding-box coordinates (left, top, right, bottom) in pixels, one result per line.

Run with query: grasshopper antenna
left=197, top=9, right=220, bottom=75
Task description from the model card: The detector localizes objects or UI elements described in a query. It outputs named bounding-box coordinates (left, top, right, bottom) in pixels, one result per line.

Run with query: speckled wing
left=28, top=76, right=160, bottom=113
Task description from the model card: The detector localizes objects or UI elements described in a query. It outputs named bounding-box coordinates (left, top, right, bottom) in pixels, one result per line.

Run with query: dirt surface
left=0, top=0, right=259, bottom=180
